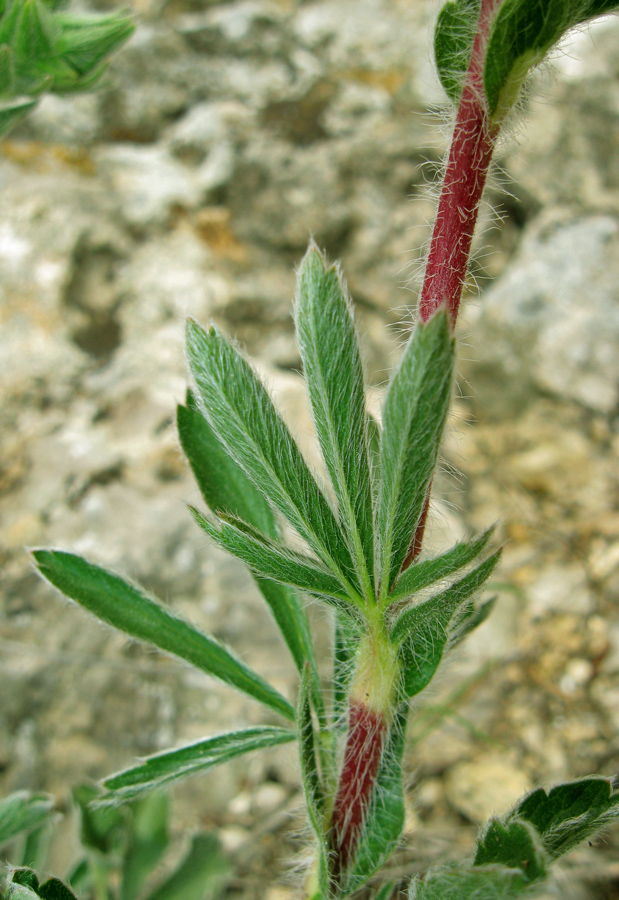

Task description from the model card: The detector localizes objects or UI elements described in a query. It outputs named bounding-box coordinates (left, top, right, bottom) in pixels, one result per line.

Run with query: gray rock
left=469, top=214, right=619, bottom=414
left=95, top=144, right=201, bottom=229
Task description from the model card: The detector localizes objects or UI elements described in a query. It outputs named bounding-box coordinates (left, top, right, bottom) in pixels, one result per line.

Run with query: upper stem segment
left=419, top=0, right=502, bottom=326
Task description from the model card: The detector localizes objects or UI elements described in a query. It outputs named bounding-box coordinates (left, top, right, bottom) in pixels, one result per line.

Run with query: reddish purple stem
left=419, top=0, right=502, bottom=326
left=329, top=701, right=387, bottom=887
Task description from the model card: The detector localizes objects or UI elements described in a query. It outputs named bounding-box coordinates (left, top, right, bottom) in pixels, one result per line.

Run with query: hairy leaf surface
left=178, top=397, right=318, bottom=683
left=295, top=245, right=375, bottom=595
left=186, top=321, right=357, bottom=589
left=391, top=552, right=500, bottom=697
left=102, top=728, right=295, bottom=803
left=510, top=777, right=619, bottom=859
left=388, top=528, right=494, bottom=603
left=485, top=0, right=619, bottom=120
left=378, top=309, right=455, bottom=592
left=190, top=508, right=356, bottom=614
left=34, top=550, right=295, bottom=722
left=434, top=0, right=480, bottom=103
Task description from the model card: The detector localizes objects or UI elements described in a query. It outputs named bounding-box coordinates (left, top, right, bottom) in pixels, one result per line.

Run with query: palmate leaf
left=101, top=727, right=295, bottom=804
left=33, top=550, right=295, bottom=722
left=0, top=791, right=55, bottom=848
left=178, top=396, right=320, bottom=699
left=377, top=309, right=455, bottom=593
left=0, top=0, right=133, bottom=97
left=388, top=527, right=495, bottom=603
left=190, top=508, right=358, bottom=616
left=390, top=552, right=500, bottom=698
left=54, top=12, right=135, bottom=79
left=342, top=705, right=408, bottom=896
left=185, top=321, right=358, bottom=592
left=295, top=245, right=375, bottom=596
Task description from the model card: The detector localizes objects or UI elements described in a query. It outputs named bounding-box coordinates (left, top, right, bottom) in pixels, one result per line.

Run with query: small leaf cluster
left=435, top=0, right=619, bottom=121
left=0, top=0, right=133, bottom=136
left=411, top=777, right=619, bottom=899
left=0, top=788, right=230, bottom=900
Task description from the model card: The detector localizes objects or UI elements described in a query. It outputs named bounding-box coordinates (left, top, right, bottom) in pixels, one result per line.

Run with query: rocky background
left=1, top=0, right=619, bottom=897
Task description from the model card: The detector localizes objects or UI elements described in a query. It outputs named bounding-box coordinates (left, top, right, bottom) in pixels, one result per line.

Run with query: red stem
left=400, top=487, right=431, bottom=574
left=419, top=0, right=502, bottom=326
left=329, top=701, right=387, bottom=887
left=327, top=3, right=506, bottom=886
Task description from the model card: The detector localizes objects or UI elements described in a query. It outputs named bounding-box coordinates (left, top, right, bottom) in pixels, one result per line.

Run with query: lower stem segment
left=327, top=624, right=399, bottom=891
left=329, top=701, right=387, bottom=885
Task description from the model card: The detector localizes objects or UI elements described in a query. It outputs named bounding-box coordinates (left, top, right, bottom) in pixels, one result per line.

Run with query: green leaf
left=178, top=397, right=276, bottom=537
left=391, top=551, right=501, bottom=645
left=6, top=884, right=40, bottom=900
left=190, top=508, right=357, bottom=615
left=474, top=819, right=546, bottom=882
left=121, top=793, right=170, bottom=900
left=333, top=613, right=361, bottom=729
left=408, top=864, right=530, bottom=900
left=434, top=0, right=480, bottom=104
left=297, top=666, right=329, bottom=900
left=391, top=552, right=500, bottom=698
left=178, top=398, right=321, bottom=708
left=55, top=12, right=134, bottom=78
left=19, top=823, right=52, bottom=872
left=0, top=96, right=37, bottom=136
left=342, top=705, right=408, bottom=895
left=377, top=309, right=455, bottom=594
left=388, top=528, right=495, bottom=603
left=12, top=0, right=55, bottom=70
left=295, top=245, right=375, bottom=596
left=372, top=883, right=396, bottom=900
left=0, top=45, right=15, bottom=95
left=451, top=595, right=497, bottom=646
left=38, top=880, right=79, bottom=900
left=185, top=320, right=357, bottom=591
left=102, top=728, right=296, bottom=804
left=366, top=413, right=381, bottom=501
left=0, top=792, right=55, bottom=848
left=484, top=0, right=619, bottom=122
left=72, top=783, right=127, bottom=855
left=33, top=550, right=295, bottom=722
left=10, top=872, right=38, bottom=894
left=143, top=833, right=230, bottom=900
left=512, top=777, right=619, bottom=860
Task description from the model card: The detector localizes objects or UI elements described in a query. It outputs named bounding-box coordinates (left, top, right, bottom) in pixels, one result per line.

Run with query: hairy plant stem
left=328, top=620, right=399, bottom=891
left=419, top=0, right=502, bottom=326
left=324, top=4, right=505, bottom=891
